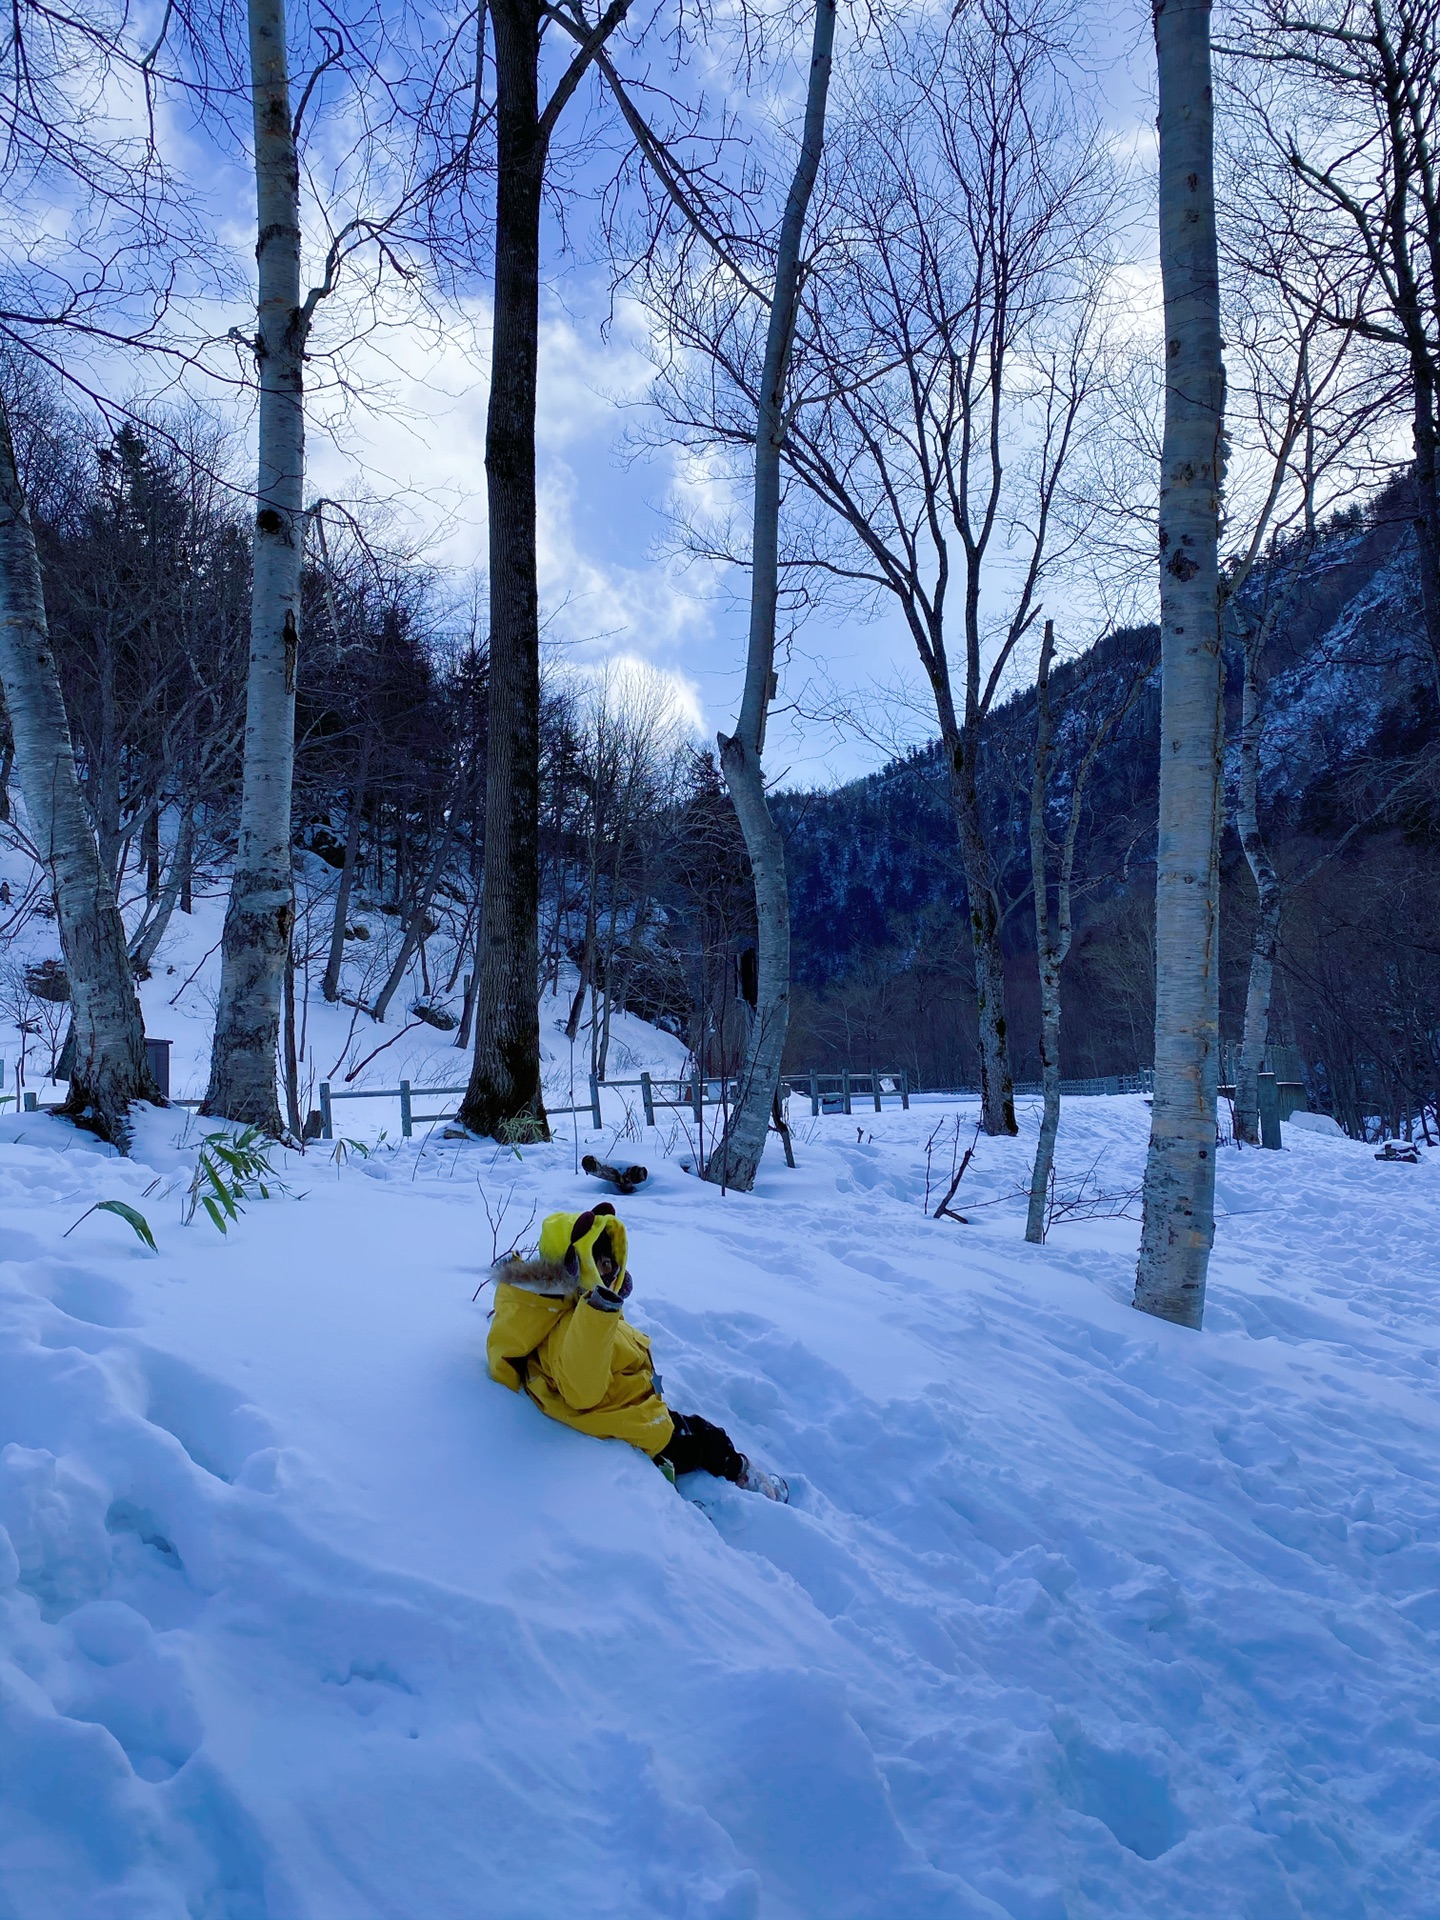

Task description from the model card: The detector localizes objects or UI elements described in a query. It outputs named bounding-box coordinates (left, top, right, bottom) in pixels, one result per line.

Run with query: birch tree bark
left=1133, top=0, right=1227, bottom=1329
left=701, top=0, right=836, bottom=1191
left=0, top=395, right=157, bottom=1141
left=204, top=0, right=306, bottom=1132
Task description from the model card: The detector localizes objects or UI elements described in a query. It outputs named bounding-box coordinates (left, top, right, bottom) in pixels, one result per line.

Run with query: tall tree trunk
left=282, top=920, right=303, bottom=1138
left=703, top=0, right=836, bottom=1191
left=322, top=749, right=368, bottom=1003
left=460, top=0, right=550, bottom=1141
left=566, top=825, right=600, bottom=1044
left=0, top=397, right=157, bottom=1141
left=947, top=722, right=1017, bottom=1136
left=205, top=0, right=305, bottom=1132
left=142, top=802, right=161, bottom=904
left=1134, top=0, right=1226, bottom=1330
left=1026, top=624, right=1063, bottom=1243
left=129, top=804, right=195, bottom=976
left=563, top=964, right=587, bottom=1042
left=1233, top=635, right=1281, bottom=1144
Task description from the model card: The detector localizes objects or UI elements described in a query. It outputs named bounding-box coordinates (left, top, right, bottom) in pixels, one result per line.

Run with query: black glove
left=586, top=1282, right=624, bottom=1314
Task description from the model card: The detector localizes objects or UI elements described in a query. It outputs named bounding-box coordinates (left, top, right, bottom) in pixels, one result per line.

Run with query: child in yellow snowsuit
left=486, top=1205, right=784, bottom=1495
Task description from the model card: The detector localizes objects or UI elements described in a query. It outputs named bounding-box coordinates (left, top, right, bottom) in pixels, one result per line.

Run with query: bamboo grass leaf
left=64, top=1200, right=158, bottom=1251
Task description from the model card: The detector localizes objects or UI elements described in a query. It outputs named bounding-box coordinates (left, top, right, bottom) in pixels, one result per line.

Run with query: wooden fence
left=310, top=1066, right=1181, bottom=1142
left=317, top=1067, right=916, bottom=1140
left=7, top=1065, right=1165, bottom=1136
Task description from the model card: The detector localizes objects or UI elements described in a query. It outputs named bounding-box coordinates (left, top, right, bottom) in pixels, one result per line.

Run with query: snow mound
left=1284, top=1111, right=1346, bottom=1137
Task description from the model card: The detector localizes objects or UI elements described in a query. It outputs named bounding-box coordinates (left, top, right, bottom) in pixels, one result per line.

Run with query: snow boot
left=737, top=1457, right=789, bottom=1503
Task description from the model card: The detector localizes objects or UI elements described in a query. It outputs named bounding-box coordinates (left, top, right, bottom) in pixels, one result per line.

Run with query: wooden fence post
left=640, top=1071, right=655, bottom=1127
left=691, top=1072, right=703, bottom=1122
left=1258, top=1071, right=1281, bottom=1150
left=900, top=1069, right=910, bottom=1110
left=872, top=1072, right=882, bottom=1113
left=842, top=1070, right=852, bottom=1116
left=399, top=1080, right=413, bottom=1139
left=809, top=1070, right=820, bottom=1117
left=589, top=1074, right=603, bottom=1130
left=319, top=1082, right=333, bottom=1140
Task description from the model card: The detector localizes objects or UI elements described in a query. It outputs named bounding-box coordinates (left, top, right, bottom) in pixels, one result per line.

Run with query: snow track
left=2, top=1097, right=1438, bottom=1918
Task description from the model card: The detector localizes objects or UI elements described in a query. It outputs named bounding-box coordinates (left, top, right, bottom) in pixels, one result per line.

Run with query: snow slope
left=0, top=846, right=691, bottom=1129
left=3, top=1081, right=1439, bottom=1919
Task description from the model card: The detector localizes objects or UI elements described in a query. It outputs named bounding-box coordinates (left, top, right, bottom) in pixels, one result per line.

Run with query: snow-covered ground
left=3, top=1068, right=1439, bottom=1918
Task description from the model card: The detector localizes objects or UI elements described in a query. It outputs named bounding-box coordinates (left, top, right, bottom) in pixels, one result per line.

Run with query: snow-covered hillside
left=0, top=847, right=692, bottom=1129
left=2, top=1072, right=1438, bottom=1917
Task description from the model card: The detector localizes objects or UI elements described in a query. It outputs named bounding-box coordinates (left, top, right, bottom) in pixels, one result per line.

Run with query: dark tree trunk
left=142, top=803, right=161, bottom=904
left=323, top=747, right=369, bottom=1002
left=1233, top=631, right=1282, bottom=1143
left=282, top=919, right=303, bottom=1138
left=460, top=0, right=550, bottom=1140
left=947, top=721, right=1017, bottom=1137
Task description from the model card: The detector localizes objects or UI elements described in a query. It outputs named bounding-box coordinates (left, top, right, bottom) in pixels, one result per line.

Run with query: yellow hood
left=536, top=1208, right=629, bottom=1293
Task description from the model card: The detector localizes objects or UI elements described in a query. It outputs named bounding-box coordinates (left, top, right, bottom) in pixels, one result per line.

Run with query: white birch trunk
left=1133, top=0, right=1226, bottom=1329
left=0, top=394, right=157, bottom=1140
left=703, top=0, right=836, bottom=1192
left=204, top=0, right=306, bottom=1131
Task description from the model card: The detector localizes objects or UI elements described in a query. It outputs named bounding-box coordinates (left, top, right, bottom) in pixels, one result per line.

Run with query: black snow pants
left=656, top=1412, right=746, bottom=1482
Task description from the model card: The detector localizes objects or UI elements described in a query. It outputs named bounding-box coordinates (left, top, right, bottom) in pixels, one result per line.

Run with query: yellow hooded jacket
left=486, top=1209, right=674, bottom=1456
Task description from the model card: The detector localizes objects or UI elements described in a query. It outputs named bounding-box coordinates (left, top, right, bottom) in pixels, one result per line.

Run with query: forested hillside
left=779, top=479, right=1440, bottom=1135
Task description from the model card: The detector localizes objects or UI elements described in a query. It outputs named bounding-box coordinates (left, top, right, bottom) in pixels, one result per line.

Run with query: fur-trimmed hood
left=490, top=1254, right=578, bottom=1299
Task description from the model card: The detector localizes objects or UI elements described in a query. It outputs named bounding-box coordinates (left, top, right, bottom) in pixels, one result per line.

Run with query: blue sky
left=123, top=0, right=1162, bottom=790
